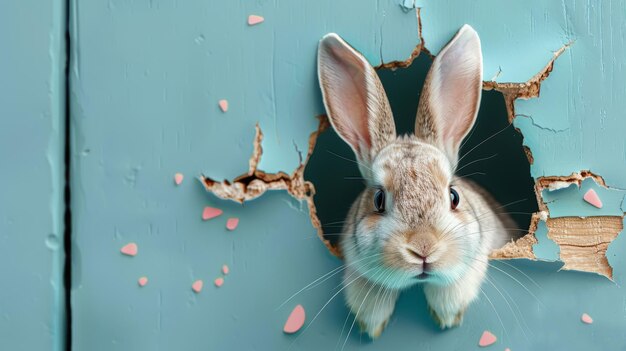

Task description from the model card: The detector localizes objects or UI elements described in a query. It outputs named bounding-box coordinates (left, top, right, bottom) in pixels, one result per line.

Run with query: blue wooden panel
left=70, top=1, right=626, bottom=350
left=0, top=1, right=66, bottom=350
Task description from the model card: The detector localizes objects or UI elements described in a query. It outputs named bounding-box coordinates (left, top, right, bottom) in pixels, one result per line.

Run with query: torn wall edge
left=200, top=116, right=342, bottom=258
left=492, top=213, right=624, bottom=280
left=483, top=41, right=574, bottom=123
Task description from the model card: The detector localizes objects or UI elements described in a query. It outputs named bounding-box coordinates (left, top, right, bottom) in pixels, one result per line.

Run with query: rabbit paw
left=343, top=270, right=399, bottom=340
left=428, top=304, right=465, bottom=329
left=358, top=318, right=389, bottom=339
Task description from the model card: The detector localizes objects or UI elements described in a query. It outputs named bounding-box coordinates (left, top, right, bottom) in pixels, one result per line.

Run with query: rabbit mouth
left=415, top=272, right=430, bottom=280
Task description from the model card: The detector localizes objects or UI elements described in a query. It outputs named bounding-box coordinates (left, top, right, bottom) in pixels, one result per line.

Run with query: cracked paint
left=483, top=41, right=573, bottom=123
left=541, top=176, right=626, bottom=217
left=492, top=169, right=626, bottom=276
left=201, top=117, right=340, bottom=257
left=515, top=114, right=570, bottom=133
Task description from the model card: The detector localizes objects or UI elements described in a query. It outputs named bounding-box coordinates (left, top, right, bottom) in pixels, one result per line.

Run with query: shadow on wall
left=306, top=54, right=538, bottom=247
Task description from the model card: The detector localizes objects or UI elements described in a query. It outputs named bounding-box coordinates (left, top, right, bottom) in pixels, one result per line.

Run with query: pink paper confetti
left=583, top=189, right=603, bottom=208
left=581, top=313, right=593, bottom=324
left=138, top=277, right=148, bottom=287
left=505, top=349, right=511, bottom=351
left=192, top=280, right=203, bottom=293
left=202, top=206, right=223, bottom=220
left=283, top=304, right=306, bottom=334
left=174, top=173, right=184, bottom=185
left=478, top=330, right=497, bottom=347
left=248, top=15, right=264, bottom=25
left=222, top=264, right=229, bottom=275
left=214, top=277, right=224, bottom=287
left=226, top=218, right=239, bottom=231
left=218, top=99, right=228, bottom=112
left=120, top=242, right=138, bottom=256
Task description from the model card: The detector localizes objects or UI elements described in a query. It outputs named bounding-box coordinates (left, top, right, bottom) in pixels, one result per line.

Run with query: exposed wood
left=546, top=216, right=623, bottom=279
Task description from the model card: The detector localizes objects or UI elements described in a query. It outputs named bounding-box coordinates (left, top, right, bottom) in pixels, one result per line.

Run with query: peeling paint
left=532, top=220, right=560, bottom=261
left=492, top=212, right=624, bottom=280
left=491, top=213, right=539, bottom=261
left=493, top=170, right=625, bottom=277
left=541, top=177, right=626, bottom=217
left=201, top=117, right=341, bottom=257
left=606, top=216, right=626, bottom=284
left=483, top=41, right=573, bottom=123
left=545, top=216, right=623, bottom=279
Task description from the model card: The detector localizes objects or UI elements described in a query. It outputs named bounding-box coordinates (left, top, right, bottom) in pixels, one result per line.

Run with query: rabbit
left=316, top=25, right=516, bottom=339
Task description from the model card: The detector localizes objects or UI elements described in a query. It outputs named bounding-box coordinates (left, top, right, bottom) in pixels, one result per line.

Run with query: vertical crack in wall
left=63, top=0, right=72, bottom=348
left=375, top=8, right=432, bottom=70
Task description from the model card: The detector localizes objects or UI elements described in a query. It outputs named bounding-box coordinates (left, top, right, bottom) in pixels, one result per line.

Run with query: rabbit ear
left=415, top=25, right=483, bottom=167
left=318, top=33, right=396, bottom=166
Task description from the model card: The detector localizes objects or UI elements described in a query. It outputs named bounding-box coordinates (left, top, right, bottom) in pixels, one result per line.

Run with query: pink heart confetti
left=192, top=280, right=203, bottom=293
left=120, top=242, right=138, bottom=256
left=174, top=173, right=184, bottom=185
left=218, top=99, right=228, bottom=112
left=478, top=330, right=497, bottom=347
left=138, top=277, right=148, bottom=287
left=583, top=189, right=603, bottom=208
left=283, top=304, right=306, bottom=334
left=248, top=15, right=264, bottom=25
left=202, top=207, right=223, bottom=220
left=581, top=313, right=593, bottom=324
left=214, top=277, right=224, bottom=287
left=226, top=218, right=239, bottom=231
left=222, top=264, right=229, bottom=275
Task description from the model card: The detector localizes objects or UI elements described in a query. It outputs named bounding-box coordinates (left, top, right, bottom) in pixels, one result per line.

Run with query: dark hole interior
left=306, top=54, right=538, bottom=247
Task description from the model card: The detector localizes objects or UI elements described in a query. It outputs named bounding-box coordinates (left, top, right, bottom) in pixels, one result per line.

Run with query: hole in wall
left=306, top=53, right=538, bottom=248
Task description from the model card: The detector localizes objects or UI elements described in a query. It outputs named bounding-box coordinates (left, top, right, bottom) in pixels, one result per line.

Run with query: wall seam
left=63, top=0, right=72, bottom=348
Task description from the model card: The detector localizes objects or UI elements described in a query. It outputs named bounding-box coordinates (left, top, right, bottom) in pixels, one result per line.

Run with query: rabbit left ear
left=415, top=25, right=483, bottom=168
left=317, top=33, right=396, bottom=167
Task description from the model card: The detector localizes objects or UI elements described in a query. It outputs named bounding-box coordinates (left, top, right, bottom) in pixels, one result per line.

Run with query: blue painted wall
left=68, top=1, right=626, bottom=350
left=0, top=1, right=66, bottom=350
left=2, top=0, right=626, bottom=350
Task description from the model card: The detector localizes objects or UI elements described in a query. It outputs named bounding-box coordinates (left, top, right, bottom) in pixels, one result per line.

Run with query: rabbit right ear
left=317, top=34, right=396, bottom=166
left=414, top=25, right=483, bottom=168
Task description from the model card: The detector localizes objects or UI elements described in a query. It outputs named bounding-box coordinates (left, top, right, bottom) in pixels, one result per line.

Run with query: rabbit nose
left=405, top=247, right=433, bottom=271
left=406, top=247, right=426, bottom=261
left=405, top=248, right=432, bottom=271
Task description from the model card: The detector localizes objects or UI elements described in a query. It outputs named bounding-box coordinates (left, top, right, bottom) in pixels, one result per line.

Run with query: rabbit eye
left=374, top=189, right=386, bottom=213
left=450, top=187, right=460, bottom=210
